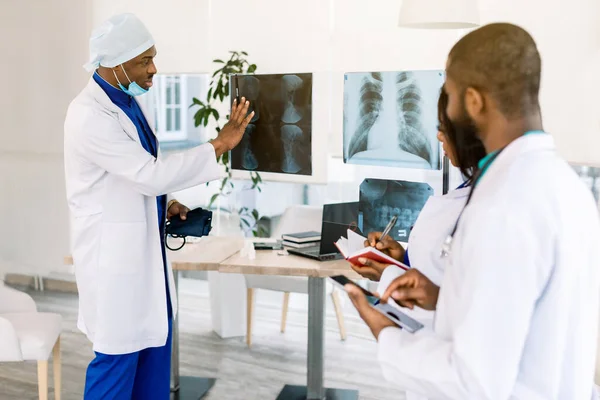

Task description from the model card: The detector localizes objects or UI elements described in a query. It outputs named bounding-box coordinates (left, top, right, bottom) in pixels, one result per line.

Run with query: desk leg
left=276, top=277, right=358, bottom=400
left=170, top=270, right=216, bottom=400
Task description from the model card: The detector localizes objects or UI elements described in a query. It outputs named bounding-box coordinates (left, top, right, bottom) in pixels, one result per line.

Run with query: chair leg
left=331, top=290, right=347, bottom=341
left=281, top=292, right=290, bottom=333
left=37, top=360, right=48, bottom=400
left=246, top=288, right=255, bottom=347
left=53, top=337, right=61, bottom=400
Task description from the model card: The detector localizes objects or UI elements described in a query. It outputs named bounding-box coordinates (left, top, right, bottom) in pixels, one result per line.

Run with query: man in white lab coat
left=346, top=23, right=600, bottom=399
left=64, top=13, right=254, bottom=399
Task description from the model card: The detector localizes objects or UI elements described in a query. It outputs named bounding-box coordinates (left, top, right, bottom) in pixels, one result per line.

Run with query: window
left=153, top=75, right=185, bottom=141
left=141, top=74, right=211, bottom=148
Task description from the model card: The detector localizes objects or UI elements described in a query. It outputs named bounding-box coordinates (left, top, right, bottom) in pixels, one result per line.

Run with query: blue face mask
left=113, top=65, right=148, bottom=97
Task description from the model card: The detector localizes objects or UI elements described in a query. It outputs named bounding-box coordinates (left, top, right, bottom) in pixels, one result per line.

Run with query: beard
left=448, top=102, right=482, bottom=156
left=445, top=100, right=487, bottom=179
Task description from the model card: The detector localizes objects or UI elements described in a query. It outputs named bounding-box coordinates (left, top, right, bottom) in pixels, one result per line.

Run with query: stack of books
left=281, top=231, right=321, bottom=248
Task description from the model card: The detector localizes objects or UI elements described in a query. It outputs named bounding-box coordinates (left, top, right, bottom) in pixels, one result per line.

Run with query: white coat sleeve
left=78, top=110, right=221, bottom=197
left=376, top=208, right=548, bottom=399
left=376, top=265, right=405, bottom=295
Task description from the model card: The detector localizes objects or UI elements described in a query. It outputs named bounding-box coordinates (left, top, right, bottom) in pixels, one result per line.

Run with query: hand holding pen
left=364, top=215, right=405, bottom=260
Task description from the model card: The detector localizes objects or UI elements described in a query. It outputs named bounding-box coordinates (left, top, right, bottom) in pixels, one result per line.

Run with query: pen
left=379, top=215, right=398, bottom=242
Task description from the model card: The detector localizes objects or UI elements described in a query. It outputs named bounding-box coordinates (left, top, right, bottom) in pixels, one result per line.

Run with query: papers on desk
left=334, top=230, right=410, bottom=271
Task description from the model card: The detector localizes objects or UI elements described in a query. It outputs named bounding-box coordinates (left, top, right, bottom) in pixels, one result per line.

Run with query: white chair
left=0, top=283, right=62, bottom=400
left=244, top=205, right=347, bottom=347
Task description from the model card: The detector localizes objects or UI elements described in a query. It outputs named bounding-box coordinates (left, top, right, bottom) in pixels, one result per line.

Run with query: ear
left=464, top=87, right=484, bottom=120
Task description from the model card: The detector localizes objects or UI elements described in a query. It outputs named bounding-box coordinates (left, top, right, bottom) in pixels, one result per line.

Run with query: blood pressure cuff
left=165, top=207, right=213, bottom=251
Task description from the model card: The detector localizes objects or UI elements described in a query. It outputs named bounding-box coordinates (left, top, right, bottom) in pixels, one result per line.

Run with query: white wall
left=91, top=0, right=212, bottom=74
left=91, top=0, right=599, bottom=162
left=0, top=0, right=93, bottom=278
left=477, top=0, right=600, bottom=165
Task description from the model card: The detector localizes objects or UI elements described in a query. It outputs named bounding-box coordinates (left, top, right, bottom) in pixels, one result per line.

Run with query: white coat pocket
left=99, top=222, right=148, bottom=275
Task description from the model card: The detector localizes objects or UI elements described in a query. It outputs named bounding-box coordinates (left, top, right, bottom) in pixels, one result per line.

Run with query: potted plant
left=190, top=51, right=267, bottom=237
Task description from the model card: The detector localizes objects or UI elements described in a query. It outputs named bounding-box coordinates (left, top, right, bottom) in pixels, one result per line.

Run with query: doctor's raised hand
left=209, top=97, right=254, bottom=158
left=381, top=268, right=439, bottom=311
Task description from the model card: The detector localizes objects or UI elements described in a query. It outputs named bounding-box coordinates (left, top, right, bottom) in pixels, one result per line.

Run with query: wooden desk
left=217, top=250, right=360, bottom=279
left=216, top=250, right=359, bottom=400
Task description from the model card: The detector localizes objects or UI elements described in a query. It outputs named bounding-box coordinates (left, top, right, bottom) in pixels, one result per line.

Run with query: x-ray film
left=343, top=70, right=444, bottom=170
left=359, top=179, right=433, bottom=242
left=230, top=73, right=312, bottom=175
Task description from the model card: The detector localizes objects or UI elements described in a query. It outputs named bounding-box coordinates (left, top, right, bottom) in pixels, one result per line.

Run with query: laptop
left=287, top=202, right=361, bottom=261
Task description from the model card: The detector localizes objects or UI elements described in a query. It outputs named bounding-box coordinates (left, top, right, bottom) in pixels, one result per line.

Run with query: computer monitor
left=320, top=201, right=361, bottom=255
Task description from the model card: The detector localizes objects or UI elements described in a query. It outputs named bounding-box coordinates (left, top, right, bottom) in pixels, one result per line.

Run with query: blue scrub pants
left=83, top=318, right=172, bottom=400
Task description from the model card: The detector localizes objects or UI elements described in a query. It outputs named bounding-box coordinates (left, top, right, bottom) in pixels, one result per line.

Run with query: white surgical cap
left=84, top=13, right=154, bottom=72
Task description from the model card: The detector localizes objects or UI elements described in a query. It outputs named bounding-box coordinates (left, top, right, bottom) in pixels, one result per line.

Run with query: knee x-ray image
left=343, top=70, right=444, bottom=170
left=230, top=73, right=312, bottom=175
left=359, top=179, right=433, bottom=242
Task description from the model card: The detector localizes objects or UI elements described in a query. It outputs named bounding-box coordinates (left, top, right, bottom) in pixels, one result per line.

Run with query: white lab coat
left=64, top=77, right=220, bottom=355
left=377, top=184, right=470, bottom=400
left=376, top=134, right=600, bottom=399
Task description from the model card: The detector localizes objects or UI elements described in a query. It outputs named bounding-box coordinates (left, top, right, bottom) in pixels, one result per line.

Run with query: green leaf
left=206, top=87, right=213, bottom=103
left=241, top=51, right=248, bottom=56
left=251, top=209, right=259, bottom=220
left=222, top=151, right=229, bottom=165
left=209, top=193, right=220, bottom=207
left=211, top=108, right=220, bottom=121
left=213, top=59, right=225, bottom=63
left=219, top=177, right=229, bottom=190
left=241, top=218, right=251, bottom=228
left=247, top=64, right=257, bottom=73
left=194, top=111, right=204, bottom=127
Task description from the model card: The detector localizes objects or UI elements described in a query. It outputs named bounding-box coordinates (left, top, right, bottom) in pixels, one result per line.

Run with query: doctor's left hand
left=350, top=258, right=389, bottom=282
left=345, top=284, right=397, bottom=340
left=167, top=201, right=190, bottom=220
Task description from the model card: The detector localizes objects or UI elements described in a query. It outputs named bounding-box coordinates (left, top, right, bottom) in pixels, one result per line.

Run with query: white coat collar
left=86, top=75, right=122, bottom=114
left=478, top=133, right=555, bottom=186
left=84, top=76, right=157, bottom=146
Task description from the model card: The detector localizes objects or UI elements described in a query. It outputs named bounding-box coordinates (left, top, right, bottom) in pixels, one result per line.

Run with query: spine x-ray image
left=230, top=73, right=312, bottom=175
left=343, top=70, right=445, bottom=170
left=359, top=179, right=433, bottom=242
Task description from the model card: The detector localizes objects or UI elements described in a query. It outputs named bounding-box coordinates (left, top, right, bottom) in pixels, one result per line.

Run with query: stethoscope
left=440, top=147, right=506, bottom=258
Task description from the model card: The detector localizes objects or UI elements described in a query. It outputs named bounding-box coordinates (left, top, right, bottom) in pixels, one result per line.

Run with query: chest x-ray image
left=359, top=178, right=433, bottom=242
left=343, top=70, right=444, bottom=170
left=230, top=73, right=312, bottom=175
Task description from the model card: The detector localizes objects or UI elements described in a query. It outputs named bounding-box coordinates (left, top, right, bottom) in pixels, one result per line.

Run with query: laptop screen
left=319, top=202, right=361, bottom=254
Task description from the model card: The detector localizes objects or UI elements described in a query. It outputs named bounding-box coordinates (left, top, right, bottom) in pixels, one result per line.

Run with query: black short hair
left=438, top=89, right=486, bottom=181
left=447, top=23, right=542, bottom=118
